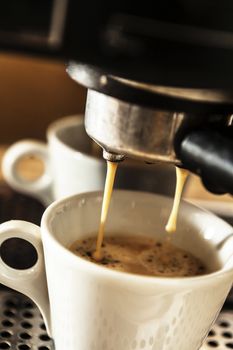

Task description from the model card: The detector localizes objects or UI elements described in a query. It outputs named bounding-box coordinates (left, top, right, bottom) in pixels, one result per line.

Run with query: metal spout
left=85, top=89, right=184, bottom=164
left=102, top=150, right=125, bottom=162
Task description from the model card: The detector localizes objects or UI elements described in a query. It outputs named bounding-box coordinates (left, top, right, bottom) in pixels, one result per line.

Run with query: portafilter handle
left=176, top=127, right=233, bottom=195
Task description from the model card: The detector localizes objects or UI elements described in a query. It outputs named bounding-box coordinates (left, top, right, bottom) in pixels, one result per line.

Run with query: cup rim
left=41, top=190, right=233, bottom=288
left=46, top=115, right=103, bottom=163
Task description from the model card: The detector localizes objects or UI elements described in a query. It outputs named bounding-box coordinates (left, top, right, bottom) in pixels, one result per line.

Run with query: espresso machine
left=0, top=0, right=233, bottom=196
left=0, top=2, right=232, bottom=350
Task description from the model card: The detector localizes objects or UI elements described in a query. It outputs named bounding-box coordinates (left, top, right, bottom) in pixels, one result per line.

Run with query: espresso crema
left=70, top=235, right=209, bottom=277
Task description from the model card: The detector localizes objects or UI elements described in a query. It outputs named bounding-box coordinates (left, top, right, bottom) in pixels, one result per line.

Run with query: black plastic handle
left=177, top=127, right=233, bottom=195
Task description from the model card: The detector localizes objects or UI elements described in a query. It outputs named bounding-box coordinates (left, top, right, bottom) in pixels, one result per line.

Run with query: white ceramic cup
left=2, top=115, right=176, bottom=207
left=0, top=190, right=232, bottom=350
left=2, top=115, right=106, bottom=206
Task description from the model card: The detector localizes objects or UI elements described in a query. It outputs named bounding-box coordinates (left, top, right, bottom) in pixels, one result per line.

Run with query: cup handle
left=2, top=140, right=53, bottom=206
left=0, top=220, right=51, bottom=335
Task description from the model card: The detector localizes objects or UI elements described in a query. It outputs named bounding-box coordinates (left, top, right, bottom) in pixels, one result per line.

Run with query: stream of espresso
left=93, top=161, right=118, bottom=261
left=166, top=167, right=189, bottom=233
left=93, top=162, right=189, bottom=261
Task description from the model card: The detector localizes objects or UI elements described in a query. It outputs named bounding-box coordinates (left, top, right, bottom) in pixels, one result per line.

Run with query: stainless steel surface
left=0, top=288, right=54, bottom=350
left=103, top=150, right=125, bottom=162
left=0, top=287, right=232, bottom=349
left=85, top=89, right=229, bottom=164
left=113, top=77, right=233, bottom=104
left=201, top=311, right=233, bottom=349
left=85, top=90, right=184, bottom=164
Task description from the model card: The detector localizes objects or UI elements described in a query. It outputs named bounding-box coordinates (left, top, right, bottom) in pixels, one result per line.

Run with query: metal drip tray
left=0, top=288, right=231, bottom=350
left=0, top=288, right=54, bottom=350
left=202, top=311, right=233, bottom=349
left=0, top=186, right=53, bottom=349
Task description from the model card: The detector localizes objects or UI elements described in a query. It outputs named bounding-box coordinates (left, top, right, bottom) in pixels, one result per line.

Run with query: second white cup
left=2, top=115, right=175, bottom=206
left=2, top=115, right=105, bottom=206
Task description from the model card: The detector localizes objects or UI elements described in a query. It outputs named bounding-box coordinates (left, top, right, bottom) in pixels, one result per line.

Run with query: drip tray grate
left=202, top=311, right=233, bottom=349
left=0, top=288, right=232, bottom=349
left=0, top=288, right=54, bottom=350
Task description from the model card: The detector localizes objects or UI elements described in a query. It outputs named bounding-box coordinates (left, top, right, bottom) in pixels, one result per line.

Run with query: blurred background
left=0, top=53, right=86, bottom=143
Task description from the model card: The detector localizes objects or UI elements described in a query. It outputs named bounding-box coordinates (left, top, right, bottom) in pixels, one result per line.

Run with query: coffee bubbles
left=70, top=235, right=210, bottom=277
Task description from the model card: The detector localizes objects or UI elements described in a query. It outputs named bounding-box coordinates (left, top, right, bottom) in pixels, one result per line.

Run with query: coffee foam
left=70, top=235, right=209, bottom=277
